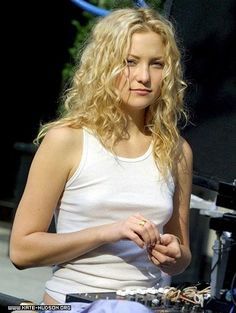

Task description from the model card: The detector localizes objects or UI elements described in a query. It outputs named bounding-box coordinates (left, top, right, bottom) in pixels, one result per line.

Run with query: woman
left=10, top=7, right=192, bottom=305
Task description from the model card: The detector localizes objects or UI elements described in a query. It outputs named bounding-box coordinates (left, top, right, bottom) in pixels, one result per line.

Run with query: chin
left=124, top=104, right=151, bottom=113
left=127, top=101, right=152, bottom=109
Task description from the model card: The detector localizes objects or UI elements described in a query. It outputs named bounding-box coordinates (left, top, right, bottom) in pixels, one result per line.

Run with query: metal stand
left=206, top=181, right=236, bottom=312
left=210, top=230, right=235, bottom=299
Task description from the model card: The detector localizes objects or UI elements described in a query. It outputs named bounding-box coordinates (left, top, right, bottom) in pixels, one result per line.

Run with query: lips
left=130, top=88, right=151, bottom=92
left=130, top=88, right=151, bottom=95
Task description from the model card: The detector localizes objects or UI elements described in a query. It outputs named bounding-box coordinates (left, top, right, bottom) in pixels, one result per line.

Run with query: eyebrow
left=128, top=54, right=164, bottom=60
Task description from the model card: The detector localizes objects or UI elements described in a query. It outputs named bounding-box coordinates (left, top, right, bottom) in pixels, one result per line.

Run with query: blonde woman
left=10, top=8, right=192, bottom=306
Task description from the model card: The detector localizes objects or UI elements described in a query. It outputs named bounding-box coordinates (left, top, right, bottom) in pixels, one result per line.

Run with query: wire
left=70, top=0, right=149, bottom=17
left=231, top=272, right=236, bottom=307
left=70, top=0, right=109, bottom=16
left=163, top=285, right=211, bottom=308
left=135, top=0, right=148, bottom=7
left=210, top=239, right=236, bottom=273
left=210, top=234, right=222, bottom=274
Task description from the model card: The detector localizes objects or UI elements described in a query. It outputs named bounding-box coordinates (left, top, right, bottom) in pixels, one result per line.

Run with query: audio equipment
left=66, top=285, right=211, bottom=312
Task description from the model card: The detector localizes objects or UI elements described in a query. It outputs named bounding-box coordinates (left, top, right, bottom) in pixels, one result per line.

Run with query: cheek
left=154, top=73, right=163, bottom=90
left=117, top=71, right=130, bottom=91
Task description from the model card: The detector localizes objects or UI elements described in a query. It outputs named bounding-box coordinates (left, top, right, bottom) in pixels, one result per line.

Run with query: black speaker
left=165, top=0, right=236, bottom=184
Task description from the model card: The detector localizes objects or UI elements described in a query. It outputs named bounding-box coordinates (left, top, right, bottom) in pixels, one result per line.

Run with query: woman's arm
left=148, top=138, right=193, bottom=275
left=10, top=127, right=159, bottom=269
left=10, top=127, right=102, bottom=268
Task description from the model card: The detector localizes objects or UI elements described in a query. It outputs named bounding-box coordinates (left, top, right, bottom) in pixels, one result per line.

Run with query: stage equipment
left=205, top=181, right=236, bottom=312
left=66, top=285, right=211, bottom=312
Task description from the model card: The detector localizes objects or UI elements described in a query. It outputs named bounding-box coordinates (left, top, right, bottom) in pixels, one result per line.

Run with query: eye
left=152, top=61, right=164, bottom=68
left=126, top=59, right=136, bottom=66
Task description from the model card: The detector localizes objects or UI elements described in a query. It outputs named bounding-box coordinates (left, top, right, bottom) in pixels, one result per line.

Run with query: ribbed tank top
left=45, top=128, right=175, bottom=303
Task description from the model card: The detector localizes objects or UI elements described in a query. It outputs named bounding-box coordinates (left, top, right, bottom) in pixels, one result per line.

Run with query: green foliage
left=62, top=0, right=165, bottom=82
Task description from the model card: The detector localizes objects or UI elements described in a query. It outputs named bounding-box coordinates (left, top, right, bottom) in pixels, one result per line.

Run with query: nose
left=135, top=64, right=150, bottom=84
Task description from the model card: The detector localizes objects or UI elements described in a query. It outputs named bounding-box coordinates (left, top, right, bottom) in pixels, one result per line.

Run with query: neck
left=125, top=109, right=149, bottom=138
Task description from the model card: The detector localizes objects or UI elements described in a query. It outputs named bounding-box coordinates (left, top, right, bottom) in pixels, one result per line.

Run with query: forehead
left=129, top=31, right=164, bottom=57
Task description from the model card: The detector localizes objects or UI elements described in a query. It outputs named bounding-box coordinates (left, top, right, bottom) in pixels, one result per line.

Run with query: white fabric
left=45, top=128, right=175, bottom=303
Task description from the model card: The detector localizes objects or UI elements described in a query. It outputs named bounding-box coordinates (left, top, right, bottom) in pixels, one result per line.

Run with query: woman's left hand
left=147, top=234, right=182, bottom=272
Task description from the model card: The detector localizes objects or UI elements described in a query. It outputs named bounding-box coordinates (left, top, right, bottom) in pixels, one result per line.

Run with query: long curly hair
left=36, top=8, right=187, bottom=177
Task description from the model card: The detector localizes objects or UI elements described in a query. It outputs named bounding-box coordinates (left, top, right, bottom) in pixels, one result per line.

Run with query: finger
left=152, top=223, right=160, bottom=244
left=149, top=254, right=176, bottom=268
left=152, top=243, right=181, bottom=259
left=151, top=244, right=169, bottom=254
left=133, top=223, right=152, bottom=247
left=150, top=249, right=176, bottom=264
left=127, top=230, right=145, bottom=249
left=130, top=214, right=152, bottom=246
left=143, top=221, right=160, bottom=247
left=150, top=256, right=176, bottom=267
left=119, top=217, right=146, bottom=248
left=149, top=255, right=160, bottom=266
left=134, top=214, right=160, bottom=246
left=160, top=234, right=182, bottom=251
left=135, top=220, right=158, bottom=247
left=160, top=234, right=173, bottom=245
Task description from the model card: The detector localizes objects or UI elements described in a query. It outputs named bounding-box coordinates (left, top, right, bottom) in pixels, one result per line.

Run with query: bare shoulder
left=34, top=126, right=84, bottom=178
left=38, top=126, right=83, bottom=158
left=42, top=126, right=83, bottom=149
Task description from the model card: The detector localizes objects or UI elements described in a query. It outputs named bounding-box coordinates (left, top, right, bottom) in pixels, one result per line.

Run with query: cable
left=135, top=0, right=148, bottom=8
left=231, top=272, right=236, bottom=307
left=70, top=0, right=149, bottom=17
left=210, top=233, right=222, bottom=274
left=70, top=0, right=109, bottom=16
left=163, top=285, right=211, bottom=308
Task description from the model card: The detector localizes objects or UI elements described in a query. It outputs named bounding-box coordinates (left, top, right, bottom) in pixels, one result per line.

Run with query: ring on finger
left=139, top=220, right=147, bottom=226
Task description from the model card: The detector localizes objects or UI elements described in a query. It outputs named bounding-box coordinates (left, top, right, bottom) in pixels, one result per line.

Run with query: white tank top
left=45, top=128, right=175, bottom=303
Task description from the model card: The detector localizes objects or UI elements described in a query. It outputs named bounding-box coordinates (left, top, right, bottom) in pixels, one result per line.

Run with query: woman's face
left=117, top=31, right=164, bottom=113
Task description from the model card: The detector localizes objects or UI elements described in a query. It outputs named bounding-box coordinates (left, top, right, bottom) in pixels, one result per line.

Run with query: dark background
left=167, top=0, right=236, bottom=185
left=1, top=0, right=81, bottom=200
left=1, top=0, right=235, bottom=202
left=166, top=0, right=236, bottom=286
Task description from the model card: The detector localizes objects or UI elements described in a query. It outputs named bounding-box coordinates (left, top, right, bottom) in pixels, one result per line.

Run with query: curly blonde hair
left=36, top=8, right=187, bottom=177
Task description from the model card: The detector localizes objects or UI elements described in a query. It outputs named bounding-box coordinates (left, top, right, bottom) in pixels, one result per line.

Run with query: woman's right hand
left=100, top=213, right=160, bottom=249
